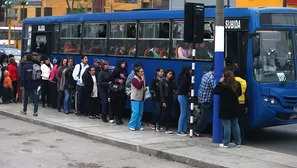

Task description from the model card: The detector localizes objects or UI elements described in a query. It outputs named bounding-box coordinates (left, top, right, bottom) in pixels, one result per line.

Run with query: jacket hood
left=4, top=70, right=10, bottom=77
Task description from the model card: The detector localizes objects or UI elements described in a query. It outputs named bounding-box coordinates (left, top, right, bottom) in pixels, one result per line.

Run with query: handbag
left=109, top=82, right=125, bottom=93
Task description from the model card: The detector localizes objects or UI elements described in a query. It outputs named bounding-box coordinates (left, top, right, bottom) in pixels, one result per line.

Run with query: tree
left=66, top=0, right=90, bottom=14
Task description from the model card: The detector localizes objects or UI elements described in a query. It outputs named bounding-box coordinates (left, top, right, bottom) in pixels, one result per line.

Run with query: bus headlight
left=262, top=96, right=278, bottom=104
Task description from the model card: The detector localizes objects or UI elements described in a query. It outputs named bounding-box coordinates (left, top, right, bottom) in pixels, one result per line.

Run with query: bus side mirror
left=251, top=34, right=260, bottom=57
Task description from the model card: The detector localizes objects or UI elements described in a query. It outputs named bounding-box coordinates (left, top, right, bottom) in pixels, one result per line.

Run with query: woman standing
left=82, top=66, right=99, bottom=119
left=108, top=60, right=127, bottom=125
left=128, top=67, right=146, bottom=131
left=214, top=70, right=242, bottom=148
left=63, top=58, right=75, bottom=114
left=98, top=61, right=111, bottom=122
left=177, top=65, right=192, bottom=136
left=149, top=68, right=164, bottom=130
left=49, top=59, right=61, bottom=109
left=56, top=58, right=67, bottom=112
left=40, top=57, right=53, bottom=107
left=7, top=58, right=18, bottom=103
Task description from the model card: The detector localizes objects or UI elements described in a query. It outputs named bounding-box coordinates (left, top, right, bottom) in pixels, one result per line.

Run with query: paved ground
left=246, top=124, right=297, bottom=156
left=0, top=116, right=195, bottom=168
left=1, top=103, right=297, bottom=168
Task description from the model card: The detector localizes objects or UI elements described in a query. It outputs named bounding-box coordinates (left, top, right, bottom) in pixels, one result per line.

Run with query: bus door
left=30, top=25, right=53, bottom=57
left=224, top=19, right=249, bottom=76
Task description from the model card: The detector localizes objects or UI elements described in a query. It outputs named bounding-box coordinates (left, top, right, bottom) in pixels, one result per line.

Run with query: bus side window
left=83, top=23, right=107, bottom=55
left=138, top=21, right=170, bottom=58
left=59, top=23, right=81, bottom=54
left=52, top=24, right=59, bottom=53
left=108, top=22, right=136, bottom=56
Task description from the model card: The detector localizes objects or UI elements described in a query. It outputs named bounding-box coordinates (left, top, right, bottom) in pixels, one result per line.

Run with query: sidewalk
left=0, top=103, right=296, bottom=168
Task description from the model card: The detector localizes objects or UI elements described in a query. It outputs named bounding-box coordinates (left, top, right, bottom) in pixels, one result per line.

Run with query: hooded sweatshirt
left=3, top=70, right=12, bottom=89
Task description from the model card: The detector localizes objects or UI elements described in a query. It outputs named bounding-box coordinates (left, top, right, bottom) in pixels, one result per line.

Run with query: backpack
left=32, top=64, right=41, bottom=80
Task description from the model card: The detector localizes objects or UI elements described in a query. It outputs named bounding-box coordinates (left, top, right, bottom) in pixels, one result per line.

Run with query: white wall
left=169, top=0, right=236, bottom=10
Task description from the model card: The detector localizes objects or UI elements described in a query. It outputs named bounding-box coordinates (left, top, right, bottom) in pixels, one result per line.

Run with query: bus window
left=23, top=25, right=31, bottom=52
left=172, top=21, right=214, bottom=60
left=83, top=23, right=107, bottom=55
left=138, top=21, right=170, bottom=58
left=253, top=30, right=295, bottom=83
left=59, top=23, right=81, bottom=54
left=109, top=22, right=136, bottom=56
left=52, top=25, right=59, bottom=53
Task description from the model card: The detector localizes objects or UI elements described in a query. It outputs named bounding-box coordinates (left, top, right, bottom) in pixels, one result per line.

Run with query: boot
left=102, top=114, right=108, bottom=123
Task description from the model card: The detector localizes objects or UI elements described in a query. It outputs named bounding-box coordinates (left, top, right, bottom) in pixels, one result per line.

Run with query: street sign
left=7, top=8, right=17, bottom=18
left=6, top=1, right=42, bottom=6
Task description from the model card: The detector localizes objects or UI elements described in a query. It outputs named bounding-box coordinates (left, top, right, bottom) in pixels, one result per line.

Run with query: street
left=0, top=116, right=195, bottom=168
left=246, top=124, right=297, bottom=156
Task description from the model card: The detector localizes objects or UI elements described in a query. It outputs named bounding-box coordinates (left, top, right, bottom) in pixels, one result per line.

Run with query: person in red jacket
left=7, top=58, right=18, bottom=103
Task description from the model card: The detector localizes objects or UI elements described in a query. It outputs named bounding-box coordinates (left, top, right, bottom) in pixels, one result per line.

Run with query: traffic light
left=21, top=1, right=29, bottom=5
left=4, top=0, right=12, bottom=5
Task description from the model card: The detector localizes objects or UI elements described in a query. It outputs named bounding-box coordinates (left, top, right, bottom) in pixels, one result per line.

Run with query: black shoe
left=57, top=109, right=61, bottom=112
left=20, top=110, right=27, bottom=115
left=75, top=112, right=82, bottom=116
left=119, top=119, right=124, bottom=125
left=47, top=104, right=51, bottom=107
left=42, top=104, right=46, bottom=107
left=102, top=115, right=108, bottom=123
left=13, top=99, right=17, bottom=103
left=84, top=113, right=88, bottom=116
left=33, top=112, right=38, bottom=116
left=156, top=123, right=161, bottom=132
left=116, top=119, right=121, bottom=125
left=95, top=115, right=101, bottom=119
left=64, top=111, right=69, bottom=114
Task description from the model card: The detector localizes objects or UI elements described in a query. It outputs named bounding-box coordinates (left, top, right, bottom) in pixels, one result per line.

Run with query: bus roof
left=23, top=7, right=297, bottom=25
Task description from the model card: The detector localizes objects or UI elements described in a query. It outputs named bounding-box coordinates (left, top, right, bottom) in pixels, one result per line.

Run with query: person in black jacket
left=83, top=66, right=99, bottom=119
left=63, top=58, right=75, bottom=114
left=156, top=69, right=177, bottom=134
left=20, top=55, right=41, bottom=116
left=177, top=65, right=192, bottom=136
left=98, top=61, right=111, bottom=122
left=149, top=68, right=164, bottom=130
left=214, top=70, right=242, bottom=148
left=108, top=60, right=127, bottom=125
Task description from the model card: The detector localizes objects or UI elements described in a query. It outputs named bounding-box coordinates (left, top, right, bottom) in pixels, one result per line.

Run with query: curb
left=0, top=110, right=226, bottom=168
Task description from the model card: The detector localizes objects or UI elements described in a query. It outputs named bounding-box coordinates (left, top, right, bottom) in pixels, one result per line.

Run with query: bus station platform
left=0, top=104, right=296, bottom=168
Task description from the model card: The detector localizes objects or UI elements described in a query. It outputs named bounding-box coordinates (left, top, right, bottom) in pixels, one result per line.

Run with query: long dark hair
left=223, top=70, right=239, bottom=93
left=178, top=65, right=191, bottom=85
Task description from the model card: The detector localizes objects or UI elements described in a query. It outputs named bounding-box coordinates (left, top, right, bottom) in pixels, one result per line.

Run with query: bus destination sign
left=225, top=19, right=249, bottom=31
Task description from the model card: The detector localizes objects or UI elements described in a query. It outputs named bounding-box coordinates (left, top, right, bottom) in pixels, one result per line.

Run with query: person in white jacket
left=41, top=57, right=53, bottom=107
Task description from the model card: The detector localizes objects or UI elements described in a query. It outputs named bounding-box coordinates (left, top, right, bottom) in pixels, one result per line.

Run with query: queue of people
left=12, top=53, right=248, bottom=148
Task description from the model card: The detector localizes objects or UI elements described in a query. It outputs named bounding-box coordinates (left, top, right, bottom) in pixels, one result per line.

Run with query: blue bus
left=22, top=7, right=297, bottom=129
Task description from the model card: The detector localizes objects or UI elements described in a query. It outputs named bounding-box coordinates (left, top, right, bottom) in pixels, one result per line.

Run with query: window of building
left=109, top=22, right=136, bottom=56
left=23, top=25, right=32, bottom=52
left=83, top=23, right=107, bottom=55
left=0, top=8, right=5, bottom=21
left=20, top=8, right=27, bottom=20
left=36, top=8, right=41, bottom=17
left=52, top=25, right=59, bottom=53
left=138, top=21, right=170, bottom=58
left=60, top=23, right=81, bottom=53
left=44, top=7, right=52, bottom=16
left=172, top=21, right=214, bottom=60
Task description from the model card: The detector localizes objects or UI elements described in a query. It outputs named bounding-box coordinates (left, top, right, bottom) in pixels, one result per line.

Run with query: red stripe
left=287, top=0, right=297, bottom=5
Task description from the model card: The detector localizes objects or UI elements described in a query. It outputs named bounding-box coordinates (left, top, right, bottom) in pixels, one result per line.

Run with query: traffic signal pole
left=212, top=0, right=224, bottom=143
left=7, top=18, right=11, bottom=48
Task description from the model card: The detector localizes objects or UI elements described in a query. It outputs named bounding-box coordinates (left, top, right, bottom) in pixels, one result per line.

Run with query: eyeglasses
left=139, top=71, right=144, bottom=73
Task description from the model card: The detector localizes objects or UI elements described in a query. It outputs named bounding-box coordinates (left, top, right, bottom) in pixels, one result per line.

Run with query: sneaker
left=219, top=144, right=229, bottom=148
left=129, top=128, right=136, bottom=131
left=183, top=131, right=189, bottom=135
left=75, top=112, right=82, bottom=116
left=89, top=116, right=95, bottom=119
left=20, top=110, right=27, bottom=115
left=33, top=112, right=38, bottom=117
left=236, top=145, right=241, bottom=148
left=109, top=120, right=115, bottom=123
left=177, top=132, right=187, bottom=137
left=156, top=123, right=160, bottom=132
left=139, top=128, right=144, bottom=131
left=64, top=111, right=69, bottom=114
left=165, top=129, right=173, bottom=134
left=102, top=115, right=108, bottom=123
left=95, top=115, right=101, bottom=119
left=149, top=124, right=156, bottom=130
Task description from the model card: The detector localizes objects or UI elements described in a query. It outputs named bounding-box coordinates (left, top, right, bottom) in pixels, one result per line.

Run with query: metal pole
left=8, top=18, right=11, bottom=48
left=22, top=5, right=25, bottom=20
left=212, top=0, right=224, bottom=143
left=190, top=43, right=195, bottom=138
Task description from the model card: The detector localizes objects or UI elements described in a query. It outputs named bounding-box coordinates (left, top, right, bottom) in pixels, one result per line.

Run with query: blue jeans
left=64, top=89, right=72, bottom=112
left=128, top=100, right=144, bottom=130
left=177, top=95, right=190, bottom=133
left=221, top=118, right=242, bottom=146
left=23, top=89, right=38, bottom=113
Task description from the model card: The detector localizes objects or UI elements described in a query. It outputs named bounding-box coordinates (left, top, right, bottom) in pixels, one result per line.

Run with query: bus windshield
left=253, top=30, right=296, bottom=83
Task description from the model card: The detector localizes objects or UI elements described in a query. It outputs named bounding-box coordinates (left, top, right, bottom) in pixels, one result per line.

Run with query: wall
left=236, top=0, right=283, bottom=7
left=104, top=0, right=142, bottom=12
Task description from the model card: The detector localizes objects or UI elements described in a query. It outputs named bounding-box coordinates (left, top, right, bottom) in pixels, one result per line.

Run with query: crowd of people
left=0, top=53, right=248, bottom=148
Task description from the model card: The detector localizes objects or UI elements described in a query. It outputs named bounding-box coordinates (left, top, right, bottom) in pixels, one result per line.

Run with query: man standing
left=72, top=55, right=89, bottom=115
left=93, top=58, right=101, bottom=79
left=194, top=65, right=216, bottom=137
left=20, top=55, right=41, bottom=116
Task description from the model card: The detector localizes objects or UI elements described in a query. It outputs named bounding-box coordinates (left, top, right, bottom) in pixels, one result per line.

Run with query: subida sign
left=225, top=19, right=249, bottom=31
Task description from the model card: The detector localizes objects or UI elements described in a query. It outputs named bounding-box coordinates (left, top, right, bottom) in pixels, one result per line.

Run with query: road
left=246, top=124, right=297, bottom=156
left=0, top=116, right=196, bottom=168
